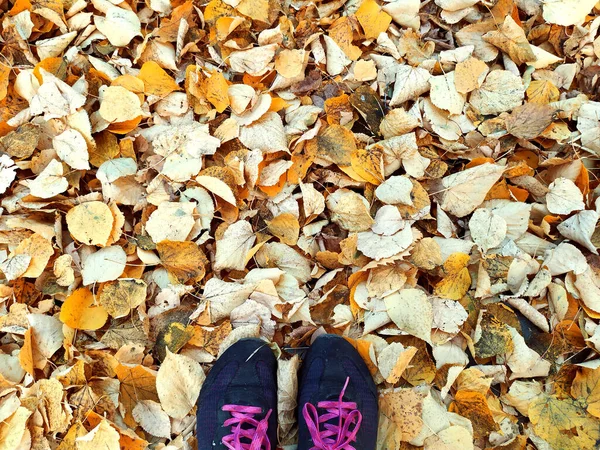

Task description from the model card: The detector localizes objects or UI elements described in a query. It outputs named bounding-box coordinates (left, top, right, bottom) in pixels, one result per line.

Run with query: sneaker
left=197, top=338, right=277, bottom=450
left=297, top=334, right=378, bottom=450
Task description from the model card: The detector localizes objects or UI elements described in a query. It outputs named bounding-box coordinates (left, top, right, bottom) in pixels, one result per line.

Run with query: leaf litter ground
left=1, top=0, right=600, bottom=449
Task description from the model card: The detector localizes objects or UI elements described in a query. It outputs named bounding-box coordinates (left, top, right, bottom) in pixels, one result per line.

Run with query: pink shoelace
left=221, top=404, right=272, bottom=450
left=302, top=377, right=363, bottom=450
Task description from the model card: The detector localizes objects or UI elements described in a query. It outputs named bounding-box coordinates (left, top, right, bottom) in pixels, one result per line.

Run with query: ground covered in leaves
left=3, top=0, right=600, bottom=448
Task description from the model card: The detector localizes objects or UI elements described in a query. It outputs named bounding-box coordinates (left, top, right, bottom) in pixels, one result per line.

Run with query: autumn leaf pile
left=4, top=0, right=600, bottom=448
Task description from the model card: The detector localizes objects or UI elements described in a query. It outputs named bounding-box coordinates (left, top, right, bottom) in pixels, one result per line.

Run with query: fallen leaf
left=60, top=288, right=109, bottom=330
left=470, top=70, right=525, bottom=115
left=156, top=348, right=205, bottom=419
left=546, top=177, right=585, bottom=215
left=385, top=289, right=433, bottom=343
left=81, top=246, right=127, bottom=286
left=543, top=0, right=599, bottom=26
left=98, top=279, right=147, bottom=318
left=138, top=61, right=180, bottom=97
left=435, top=253, right=471, bottom=300
left=146, top=202, right=196, bottom=243
left=435, top=163, right=505, bottom=217
left=76, top=419, right=120, bottom=450
left=94, top=6, right=141, bottom=47
left=66, top=201, right=114, bottom=246
left=214, top=220, right=256, bottom=271
left=267, top=213, right=300, bottom=245
left=157, top=240, right=207, bottom=283
left=132, top=400, right=171, bottom=439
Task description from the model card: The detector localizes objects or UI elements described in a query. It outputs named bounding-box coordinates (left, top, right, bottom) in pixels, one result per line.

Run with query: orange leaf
left=59, top=288, right=108, bottom=330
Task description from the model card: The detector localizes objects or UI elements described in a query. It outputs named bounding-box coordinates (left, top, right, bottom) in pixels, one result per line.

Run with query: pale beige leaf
left=385, top=289, right=432, bottom=343
left=156, top=349, right=205, bottom=419
left=81, top=246, right=126, bottom=286
left=214, top=221, right=256, bottom=271
left=146, top=202, right=196, bottom=243
left=132, top=400, right=171, bottom=439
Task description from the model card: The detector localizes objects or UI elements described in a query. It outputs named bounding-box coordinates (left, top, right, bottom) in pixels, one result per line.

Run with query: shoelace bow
left=221, top=404, right=272, bottom=450
left=302, top=377, right=363, bottom=450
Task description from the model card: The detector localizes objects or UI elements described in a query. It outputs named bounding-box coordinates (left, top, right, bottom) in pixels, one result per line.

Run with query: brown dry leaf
left=435, top=163, right=505, bottom=217
left=157, top=240, right=207, bottom=284
left=506, top=103, right=555, bottom=139
left=470, top=70, right=525, bottom=115
left=59, top=288, right=109, bottom=330
left=379, top=388, right=426, bottom=444
left=326, top=189, right=374, bottom=232
left=267, top=213, right=300, bottom=246
left=449, top=390, right=499, bottom=438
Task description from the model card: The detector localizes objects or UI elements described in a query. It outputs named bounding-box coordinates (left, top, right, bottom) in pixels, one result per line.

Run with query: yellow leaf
left=526, top=79, right=560, bottom=104
left=98, top=279, right=147, bottom=318
left=188, top=321, right=233, bottom=356
left=350, top=148, right=384, bottom=185
left=19, top=329, right=35, bottom=376
left=266, top=213, right=300, bottom=245
left=328, top=17, right=362, bottom=61
left=316, top=124, right=356, bottom=167
left=344, top=337, right=379, bottom=376
left=75, top=419, right=120, bottom=450
left=156, top=240, right=208, bottom=284
left=59, top=288, right=108, bottom=330
left=66, top=201, right=114, bottom=246
left=90, top=130, right=119, bottom=168
left=206, top=71, right=230, bottom=113
left=0, top=407, right=31, bottom=450
left=434, top=252, right=471, bottom=300
left=529, top=394, right=600, bottom=450
left=13, top=233, right=54, bottom=278
left=572, top=367, right=600, bottom=419
left=275, top=49, right=307, bottom=79
left=355, top=0, right=392, bottom=40
left=57, top=422, right=87, bottom=450
left=236, top=0, right=269, bottom=23
left=115, top=364, right=159, bottom=428
left=137, top=61, right=180, bottom=97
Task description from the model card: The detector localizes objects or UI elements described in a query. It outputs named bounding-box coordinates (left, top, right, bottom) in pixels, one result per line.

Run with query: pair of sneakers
left=196, top=334, right=378, bottom=450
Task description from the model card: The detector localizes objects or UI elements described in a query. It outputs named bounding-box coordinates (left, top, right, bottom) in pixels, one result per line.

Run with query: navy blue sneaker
left=297, top=335, right=378, bottom=450
left=196, top=338, right=277, bottom=449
